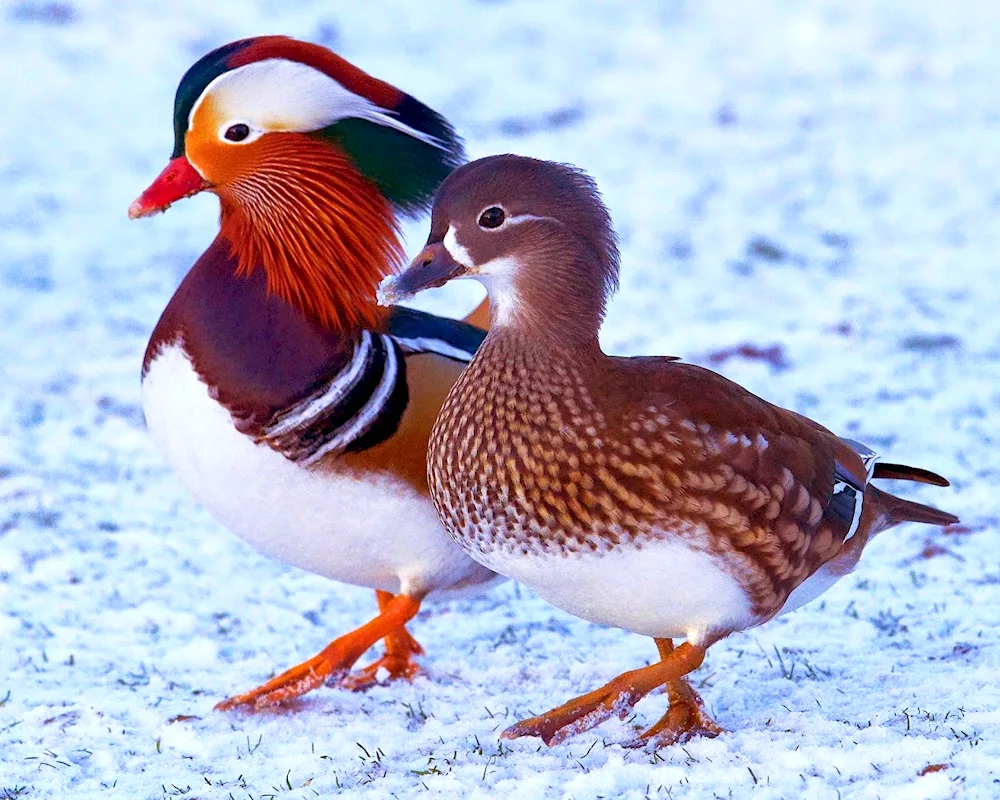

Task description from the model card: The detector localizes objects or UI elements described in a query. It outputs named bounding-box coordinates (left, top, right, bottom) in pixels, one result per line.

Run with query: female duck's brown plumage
left=130, top=37, right=496, bottom=711
left=379, top=154, right=959, bottom=746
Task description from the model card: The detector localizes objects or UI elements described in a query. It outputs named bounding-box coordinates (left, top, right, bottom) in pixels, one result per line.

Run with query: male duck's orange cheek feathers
left=128, top=155, right=210, bottom=219
left=183, top=125, right=263, bottom=190
left=182, top=93, right=237, bottom=188
left=213, top=133, right=404, bottom=331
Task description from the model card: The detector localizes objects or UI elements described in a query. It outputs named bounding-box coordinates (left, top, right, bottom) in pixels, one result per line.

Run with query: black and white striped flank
left=257, top=331, right=408, bottom=466
left=830, top=439, right=879, bottom=543
left=254, top=308, right=485, bottom=467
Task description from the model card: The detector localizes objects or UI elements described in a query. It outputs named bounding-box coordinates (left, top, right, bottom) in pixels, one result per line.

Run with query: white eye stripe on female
left=477, top=204, right=550, bottom=230
left=507, top=213, right=548, bottom=224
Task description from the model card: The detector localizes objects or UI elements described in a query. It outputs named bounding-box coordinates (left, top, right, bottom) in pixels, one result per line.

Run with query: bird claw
left=623, top=717, right=723, bottom=748
left=338, top=622, right=424, bottom=692
left=502, top=684, right=642, bottom=745
left=214, top=660, right=350, bottom=712
left=337, top=653, right=425, bottom=692
left=627, top=687, right=724, bottom=747
left=214, top=595, right=424, bottom=712
left=502, top=663, right=722, bottom=748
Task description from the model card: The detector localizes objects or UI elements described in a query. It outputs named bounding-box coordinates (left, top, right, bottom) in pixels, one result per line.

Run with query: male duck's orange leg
left=636, top=639, right=723, bottom=745
left=502, top=641, right=708, bottom=746
left=215, top=593, right=422, bottom=711
left=338, top=590, right=425, bottom=691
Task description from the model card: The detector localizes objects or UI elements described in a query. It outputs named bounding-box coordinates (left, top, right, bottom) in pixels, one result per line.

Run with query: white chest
left=141, top=343, right=484, bottom=597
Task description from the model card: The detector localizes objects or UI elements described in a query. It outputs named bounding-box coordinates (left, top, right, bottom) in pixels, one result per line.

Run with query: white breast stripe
left=393, top=335, right=474, bottom=363
left=302, top=335, right=400, bottom=466
left=265, top=332, right=373, bottom=437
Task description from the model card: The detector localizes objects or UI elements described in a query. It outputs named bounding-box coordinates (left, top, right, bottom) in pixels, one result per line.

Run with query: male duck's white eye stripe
left=190, top=58, right=446, bottom=149
left=443, top=225, right=475, bottom=268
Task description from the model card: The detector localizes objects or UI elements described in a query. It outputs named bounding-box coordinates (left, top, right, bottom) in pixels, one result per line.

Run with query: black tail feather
left=873, top=462, right=950, bottom=487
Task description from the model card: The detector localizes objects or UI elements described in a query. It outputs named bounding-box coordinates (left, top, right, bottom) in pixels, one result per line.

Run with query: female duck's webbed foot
left=632, top=639, right=723, bottom=745
left=338, top=591, right=425, bottom=691
left=215, top=593, right=421, bottom=711
left=502, top=641, right=708, bottom=746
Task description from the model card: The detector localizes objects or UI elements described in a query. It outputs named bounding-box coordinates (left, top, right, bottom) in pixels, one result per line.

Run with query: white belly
left=142, top=343, right=489, bottom=597
left=477, top=535, right=756, bottom=647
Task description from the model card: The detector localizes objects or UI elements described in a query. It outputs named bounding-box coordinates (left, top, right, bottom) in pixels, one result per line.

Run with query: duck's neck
left=217, top=134, right=402, bottom=332
left=485, top=249, right=608, bottom=355
left=479, top=318, right=604, bottom=380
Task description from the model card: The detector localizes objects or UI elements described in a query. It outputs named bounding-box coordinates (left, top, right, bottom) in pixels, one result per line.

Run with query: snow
left=1, top=0, right=998, bottom=797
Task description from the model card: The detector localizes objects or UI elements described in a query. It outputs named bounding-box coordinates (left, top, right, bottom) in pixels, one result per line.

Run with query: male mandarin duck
left=129, top=36, right=498, bottom=710
left=378, top=154, right=959, bottom=746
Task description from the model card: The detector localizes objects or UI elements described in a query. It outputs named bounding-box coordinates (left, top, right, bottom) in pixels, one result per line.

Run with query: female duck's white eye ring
left=478, top=206, right=506, bottom=229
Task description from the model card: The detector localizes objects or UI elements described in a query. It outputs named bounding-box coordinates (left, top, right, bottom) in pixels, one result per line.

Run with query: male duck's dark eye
left=224, top=123, right=251, bottom=142
left=478, top=207, right=505, bottom=229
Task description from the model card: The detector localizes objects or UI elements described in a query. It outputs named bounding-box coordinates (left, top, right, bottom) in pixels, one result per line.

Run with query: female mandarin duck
left=379, top=154, right=959, bottom=746
left=129, top=36, right=497, bottom=710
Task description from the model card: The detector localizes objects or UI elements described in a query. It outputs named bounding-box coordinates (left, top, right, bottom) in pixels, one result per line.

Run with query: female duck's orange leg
left=502, top=641, right=708, bottom=745
left=338, top=590, right=425, bottom=691
left=215, top=593, right=422, bottom=711
left=636, top=639, right=723, bottom=744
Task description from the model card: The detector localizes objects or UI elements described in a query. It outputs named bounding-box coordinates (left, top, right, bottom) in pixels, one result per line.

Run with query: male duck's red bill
left=128, top=156, right=209, bottom=219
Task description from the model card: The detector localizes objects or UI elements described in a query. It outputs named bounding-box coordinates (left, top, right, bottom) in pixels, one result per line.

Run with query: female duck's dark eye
left=224, top=123, right=251, bottom=142
left=478, top=206, right=505, bottom=229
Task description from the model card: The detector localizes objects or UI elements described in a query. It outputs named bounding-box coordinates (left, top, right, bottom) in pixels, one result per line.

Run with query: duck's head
left=130, top=36, right=464, bottom=329
left=379, top=154, right=619, bottom=344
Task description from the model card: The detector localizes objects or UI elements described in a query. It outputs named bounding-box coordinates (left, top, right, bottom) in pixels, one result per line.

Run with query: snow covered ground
left=2, top=1, right=998, bottom=797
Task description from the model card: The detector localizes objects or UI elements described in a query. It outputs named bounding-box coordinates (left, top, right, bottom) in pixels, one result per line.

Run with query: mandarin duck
left=129, top=36, right=498, bottom=710
left=378, top=154, right=959, bottom=746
